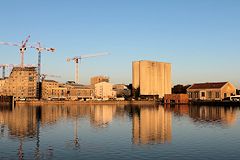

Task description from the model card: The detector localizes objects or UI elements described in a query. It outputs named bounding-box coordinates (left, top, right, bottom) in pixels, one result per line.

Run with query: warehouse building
left=187, top=82, right=236, bottom=101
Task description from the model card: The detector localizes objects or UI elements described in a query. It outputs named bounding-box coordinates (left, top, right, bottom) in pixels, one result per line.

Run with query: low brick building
left=68, top=85, right=94, bottom=100
left=187, top=82, right=236, bottom=101
left=42, top=80, right=59, bottom=99
left=164, top=94, right=189, bottom=104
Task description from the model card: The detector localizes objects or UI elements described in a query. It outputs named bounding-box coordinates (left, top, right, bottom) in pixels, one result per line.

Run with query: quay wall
left=15, top=100, right=160, bottom=106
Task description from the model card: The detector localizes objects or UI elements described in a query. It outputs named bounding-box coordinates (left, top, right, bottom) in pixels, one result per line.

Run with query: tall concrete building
left=132, top=60, right=171, bottom=98
left=0, top=67, right=37, bottom=99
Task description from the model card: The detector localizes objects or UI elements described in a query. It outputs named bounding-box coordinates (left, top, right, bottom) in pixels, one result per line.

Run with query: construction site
left=0, top=35, right=129, bottom=102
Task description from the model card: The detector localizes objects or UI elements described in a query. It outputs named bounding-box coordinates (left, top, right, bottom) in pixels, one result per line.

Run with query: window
left=194, top=92, right=199, bottom=99
left=216, top=92, right=220, bottom=98
left=201, top=92, right=205, bottom=97
left=207, top=91, right=212, bottom=99
left=29, top=76, right=34, bottom=81
left=224, top=93, right=227, bottom=98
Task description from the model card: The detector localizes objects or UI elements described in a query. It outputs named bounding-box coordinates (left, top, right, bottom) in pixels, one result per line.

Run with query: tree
left=172, top=84, right=191, bottom=94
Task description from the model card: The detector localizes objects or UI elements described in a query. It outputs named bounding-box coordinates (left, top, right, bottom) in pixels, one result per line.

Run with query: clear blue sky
left=0, top=0, right=240, bottom=88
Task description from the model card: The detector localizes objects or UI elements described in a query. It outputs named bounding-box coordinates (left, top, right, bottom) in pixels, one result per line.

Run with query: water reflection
left=189, top=106, right=237, bottom=126
left=130, top=105, right=172, bottom=144
left=164, top=105, right=238, bottom=126
left=90, top=105, right=116, bottom=128
left=0, top=104, right=239, bottom=146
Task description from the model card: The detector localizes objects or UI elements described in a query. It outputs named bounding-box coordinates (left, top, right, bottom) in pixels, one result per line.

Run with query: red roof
left=188, top=82, right=228, bottom=90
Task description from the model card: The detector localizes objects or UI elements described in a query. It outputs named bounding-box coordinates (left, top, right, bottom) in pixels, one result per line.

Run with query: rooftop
left=12, top=67, right=36, bottom=71
left=188, top=82, right=228, bottom=90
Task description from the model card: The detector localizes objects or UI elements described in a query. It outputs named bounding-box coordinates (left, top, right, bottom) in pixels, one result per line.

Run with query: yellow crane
left=66, top=52, right=109, bottom=84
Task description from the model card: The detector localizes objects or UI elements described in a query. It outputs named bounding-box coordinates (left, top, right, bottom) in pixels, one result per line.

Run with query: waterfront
left=0, top=104, right=240, bottom=160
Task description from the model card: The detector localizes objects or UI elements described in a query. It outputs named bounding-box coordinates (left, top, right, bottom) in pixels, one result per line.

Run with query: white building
left=94, top=82, right=116, bottom=100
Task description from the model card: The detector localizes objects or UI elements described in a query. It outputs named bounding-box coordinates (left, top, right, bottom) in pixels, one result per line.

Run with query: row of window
left=188, top=91, right=221, bottom=99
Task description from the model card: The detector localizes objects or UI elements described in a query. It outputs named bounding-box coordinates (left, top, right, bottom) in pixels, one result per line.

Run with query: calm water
left=0, top=104, right=240, bottom=160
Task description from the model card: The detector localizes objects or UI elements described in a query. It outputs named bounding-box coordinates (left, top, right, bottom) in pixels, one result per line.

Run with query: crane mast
left=29, top=42, right=55, bottom=100
left=0, top=35, right=30, bottom=68
left=0, top=64, right=14, bottom=78
left=75, top=59, right=79, bottom=84
left=67, top=52, right=109, bottom=84
left=29, top=42, right=55, bottom=83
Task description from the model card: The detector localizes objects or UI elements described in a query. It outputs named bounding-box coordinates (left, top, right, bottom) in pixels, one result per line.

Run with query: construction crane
left=41, top=74, right=61, bottom=81
left=0, top=35, right=30, bottom=68
left=66, top=52, right=109, bottom=84
left=0, top=64, right=14, bottom=78
left=29, top=42, right=55, bottom=83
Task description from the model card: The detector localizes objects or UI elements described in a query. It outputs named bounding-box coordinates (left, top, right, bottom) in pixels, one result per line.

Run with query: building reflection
left=189, top=106, right=237, bottom=126
left=165, top=104, right=237, bottom=126
left=0, top=104, right=238, bottom=150
left=90, top=105, right=116, bottom=128
left=0, top=104, right=120, bottom=139
left=132, top=105, right=172, bottom=144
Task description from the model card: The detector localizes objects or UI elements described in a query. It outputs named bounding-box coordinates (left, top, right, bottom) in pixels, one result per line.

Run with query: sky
left=0, top=0, right=240, bottom=88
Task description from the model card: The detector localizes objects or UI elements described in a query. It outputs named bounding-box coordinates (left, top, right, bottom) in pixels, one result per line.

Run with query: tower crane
left=66, top=52, right=109, bottom=84
left=29, top=42, right=55, bottom=83
left=0, top=64, right=14, bottom=78
left=41, top=74, right=61, bottom=81
left=0, top=35, right=30, bottom=68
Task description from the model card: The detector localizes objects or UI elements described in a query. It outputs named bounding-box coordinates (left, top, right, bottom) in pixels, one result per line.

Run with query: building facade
left=42, top=80, right=59, bottom=100
left=42, top=80, right=93, bottom=100
left=94, top=82, right=116, bottom=100
left=132, top=60, right=172, bottom=98
left=0, top=67, right=37, bottom=99
left=0, top=78, right=6, bottom=93
left=68, top=86, right=94, bottom=100
left=187, top=82, right=236, bottom=101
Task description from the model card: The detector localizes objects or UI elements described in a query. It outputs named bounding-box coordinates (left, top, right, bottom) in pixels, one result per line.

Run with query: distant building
left=91, top=76, right=109, bottom=86
left=51, top=87, right=68, bottom=100
left=67, top=85, right=94, bottom=100
left=42, top=80, right=93, bottom=100
left=187, top=82, right=236, bottom=101
left=132, top=60, right=171, bottom=98
left=42, top=80, right=59, bottom=100
left=0, top=67, right=37, bottom=99
left=113, top=84, right=131, bottom=98
left=94, top=82, right=116, bottom=100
